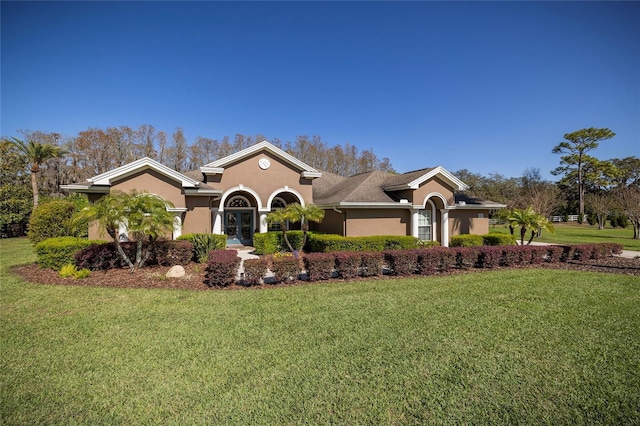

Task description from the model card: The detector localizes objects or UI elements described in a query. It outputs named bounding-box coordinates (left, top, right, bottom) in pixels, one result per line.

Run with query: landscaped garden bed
left=12, top=244, right=640, bottom=291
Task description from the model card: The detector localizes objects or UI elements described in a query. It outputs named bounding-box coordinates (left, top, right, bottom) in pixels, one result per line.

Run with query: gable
left=200, top=141, right=321, bottom=179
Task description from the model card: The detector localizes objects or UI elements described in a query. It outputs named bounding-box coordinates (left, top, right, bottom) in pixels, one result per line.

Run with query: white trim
left=167, top=207, right=188, bottom=213
left=383, top=166, right=468, bottom=191
left=87, top=157, right=200, bottom=188
left=266, top=187, right=305, bottom=208
left=201, top=140, right=321, bottom=178
left=453, top=203, right=506, bottom=210
left=317, top=201, right=413, bottom=209
left=183, top=188, right=222, bottom=197
left=441, top=209, right=450, bottom=247
left=60, top=184, right=110, bottom=193
left=218, top=186, right=264, bottom=212
left=421, top=192, right=450, bottom=209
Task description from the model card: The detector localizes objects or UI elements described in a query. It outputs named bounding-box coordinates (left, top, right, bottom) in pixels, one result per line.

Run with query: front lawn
left=1, top=238, right=639, bottom=424
left=491, top=222, right=640, bottom=251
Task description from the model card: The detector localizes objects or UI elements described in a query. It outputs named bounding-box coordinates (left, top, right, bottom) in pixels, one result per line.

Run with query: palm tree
left=266, top=203, right=325, bottom=254
left=3, top=137, right=67, bottom=208
left=72, top=190, right=175, bottom=272
left=507, top=207, right=555, bottom=245
left=281, top=203, right=325, bottom=253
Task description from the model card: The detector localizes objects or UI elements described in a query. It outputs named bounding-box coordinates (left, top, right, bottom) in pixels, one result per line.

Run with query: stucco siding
left=344, top=209, right=410, bottom=237
left=214, top=151, right=314, bottom=208
left=316, top=209, right=345, bottom=235
left=413, top=176, right=455, bottom=207
left=111, top=169, right=186, bottom=208
left=449, top=210, right=490, bottom=235
left=183, top=197, right=212, bottom=235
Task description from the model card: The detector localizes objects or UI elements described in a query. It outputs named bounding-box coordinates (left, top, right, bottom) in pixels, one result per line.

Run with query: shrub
left=308, top=234, right=419, bottom=253
left=58, top=263, right=91, bottom=279
left=270, top=255, right=300, bottom=282
left=416, top=248, right=442, bottom=275
left=384, top=249, right=419, bottom=276
left=154, top=240, right=194, bottom=266
left=546, top=246, right=565, bottom=263
left=303, top=252, right=336, bottom=281
left=418, top=240, right=441, bottom=248
left=455, top=247, right=481, bottom=269
left=241, top=257, right=269, bottom=286
left=253, top=232, right=279, bottom=255
left=333, top=251, right=361, bottom=279
left=528, top=246, right=548, bottom=265
left=571, top=244, right=597, bottom=261
left=34, top=236, right=103, bottom=270
left=206, top=250, right=240, bottom=287
left=477, top=246, right=502, bottom=268
left=450, top=234, right=484, bottom=247
left=75, top=242, right=134, bottom=270
left=483, top=233, right=516, bottom=246
left=500, top=246, right=521, bottom=267
left=27, top=200, right=86, bottom=244
left=360, top=251, right=384, bottom=277
left=177, top=233, right=225, bottom=262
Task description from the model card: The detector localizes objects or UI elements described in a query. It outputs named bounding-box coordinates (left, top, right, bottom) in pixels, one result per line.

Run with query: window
left=227, top=196, right=250, bottom=208
left=269, top=197, right=288, bottom=231
left=418, top=210, right=431, bottom=241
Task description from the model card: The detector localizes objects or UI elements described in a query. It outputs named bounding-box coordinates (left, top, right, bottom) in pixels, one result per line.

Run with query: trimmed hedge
left=450, top=234, right=484, bottom=247
left=360, top=252, right=384, bottom=277
left=153, top=240, right=194, bottom=266
left=270, top=255, right=300, bottom=282
left=241, top=257, right=269, bottom=286
left=206, top=250, right=240, bottom=287
left=417, top=247, right=456, bottom=275
left=177, top=233, right=225, bottom=262
left=308, top=234, right=419, bottom=253
left=304, top=252, right=336, bottom=281
left=35, top=237, right=104, bottom=270
left=75, top=240, right=193, bottom=270
left=384, top=249, right=420, bottom=276
left=483, top=233, right=517, bottom=246
left=28, top=200, right=85, bottom=244
left=253, top=232, right=279, bottom=255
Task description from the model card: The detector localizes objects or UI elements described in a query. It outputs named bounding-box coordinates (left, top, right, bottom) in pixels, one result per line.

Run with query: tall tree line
left=14, top=125, right=396, bottom=195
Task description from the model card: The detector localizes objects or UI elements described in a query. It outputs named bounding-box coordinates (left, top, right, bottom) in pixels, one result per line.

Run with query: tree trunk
left=527, top=230, right=536, bottom=245
left=520, top=227, right=526, bottom=245
left=114, top=239, right=135, bottom=273
left=31, top=171, right=39, bottom=208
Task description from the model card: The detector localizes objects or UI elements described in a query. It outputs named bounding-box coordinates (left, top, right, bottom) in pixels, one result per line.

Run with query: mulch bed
left=11, top=256, right=640, bottom=292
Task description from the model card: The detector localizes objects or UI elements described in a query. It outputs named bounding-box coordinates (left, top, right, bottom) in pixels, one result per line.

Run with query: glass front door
left=225, top=210, right=253, bottom=245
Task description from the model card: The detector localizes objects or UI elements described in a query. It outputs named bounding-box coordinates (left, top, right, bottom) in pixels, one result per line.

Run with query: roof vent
left=458, top=201, right=466, bottom=205
left=400, top=199, right=409, bottom=204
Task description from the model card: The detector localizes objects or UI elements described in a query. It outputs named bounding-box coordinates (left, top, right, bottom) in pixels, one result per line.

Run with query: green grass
left=490, top=222, right=640, bottom=251
left=2, top=238, right=639, bottom=424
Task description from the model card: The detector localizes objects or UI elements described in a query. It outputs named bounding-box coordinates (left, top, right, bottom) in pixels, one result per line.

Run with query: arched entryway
left=413, top=192, right=450, bottom=246
left=223, top=193, right=259, bottom=245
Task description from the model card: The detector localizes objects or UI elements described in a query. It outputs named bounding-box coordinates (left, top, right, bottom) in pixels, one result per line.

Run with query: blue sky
left=2, top=1, right=638, bottom=180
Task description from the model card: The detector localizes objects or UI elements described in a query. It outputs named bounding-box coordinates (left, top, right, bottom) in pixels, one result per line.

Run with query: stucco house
left=62, top=141, right=504, bottom=247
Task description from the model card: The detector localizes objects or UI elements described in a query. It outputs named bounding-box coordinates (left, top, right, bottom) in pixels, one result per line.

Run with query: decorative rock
left=166, top=265, right=185, bottom=278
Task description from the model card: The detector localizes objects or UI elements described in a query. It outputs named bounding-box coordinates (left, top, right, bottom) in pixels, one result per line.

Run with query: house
left=62, top=141, right=505, bottom=247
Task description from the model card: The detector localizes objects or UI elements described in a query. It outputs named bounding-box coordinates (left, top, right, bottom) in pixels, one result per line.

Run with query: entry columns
left=411, top=207, right=420, bottom=239
left=440, top=208, right=450, bottom=247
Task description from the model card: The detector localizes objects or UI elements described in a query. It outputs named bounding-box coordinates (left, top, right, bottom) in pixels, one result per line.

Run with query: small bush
left=450, top=234, right=484, bottom=247
left=417, top=247, right=457, bottom=274
left=177, top=233, right=225, bottom=262
left=308, top=234, right=419, bottom=253
left=253, top=232, right=280, bottom=255
left=360, top=252, right=384, bottom=277
left=546, top=246, right=565, bottom=263
left=205, top=250, right=240, bottom=287
left=28, top=200, right=86, bottom=244
left=270, top=255, right=300, bottom=282
left=58, top=263, right=91, bottom=279
left=384, top=249, right=419, bottom=276
left=154, top=240, right=194, bottom=266
left=75, top=242, right=132, bottom=270
left=242, top=257, right=269, bottom=286
left=35, top=236, right=103, bottom=270
left=304, top=252, right=336, bottom=281
left=483, top=233, right=516, bottom=246
left=333, top=251, right=361, bottom=279
left=455, top=247, right=481, bottom=269
left=477, top=246, right=502, bottom=268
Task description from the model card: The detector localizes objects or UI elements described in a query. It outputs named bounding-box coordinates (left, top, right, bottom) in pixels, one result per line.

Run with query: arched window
left=269, top=197, right=288, bottom=231
left=227, top=195, right=250, bottom=208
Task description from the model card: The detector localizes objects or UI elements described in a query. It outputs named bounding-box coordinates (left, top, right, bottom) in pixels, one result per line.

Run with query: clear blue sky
left=2, top=1, right=638, bottom=180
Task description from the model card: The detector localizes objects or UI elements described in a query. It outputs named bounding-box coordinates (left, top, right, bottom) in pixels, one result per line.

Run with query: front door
left=225, top=210, right=253, bottom=245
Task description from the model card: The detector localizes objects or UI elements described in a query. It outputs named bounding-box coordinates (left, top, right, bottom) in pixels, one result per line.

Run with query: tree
left=507, top=207, right=554, bottom=245
left=73, top=190, right=175, bottom=272
left=267, top=203, right=325, bottom=254
left=0, top=141, right=32, bottom=237
left=551, top=128, right=616, bottom=220
left=610, top=157, right=640, bottom=188
left=3, top=137, right=67, bottom=208
left=615, top=186, right=640, bottom=239
left=585, top=193, right=614, bottom=229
